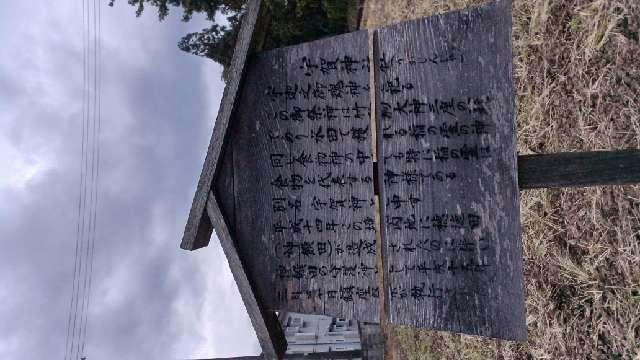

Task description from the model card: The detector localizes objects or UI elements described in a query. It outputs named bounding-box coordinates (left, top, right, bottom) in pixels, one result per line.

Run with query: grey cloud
left=0, top=1, right=259, bottom=358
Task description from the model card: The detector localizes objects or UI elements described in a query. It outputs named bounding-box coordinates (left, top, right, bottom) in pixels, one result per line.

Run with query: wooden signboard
left=183, top=1, right=640, bottom=354
left=374, top=1, right=527, bottom=340
left=220, top=30, right=379, bottom=322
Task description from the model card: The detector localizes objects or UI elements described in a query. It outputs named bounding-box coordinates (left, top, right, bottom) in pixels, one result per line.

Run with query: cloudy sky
left=0, top=1, right=259, bottom=358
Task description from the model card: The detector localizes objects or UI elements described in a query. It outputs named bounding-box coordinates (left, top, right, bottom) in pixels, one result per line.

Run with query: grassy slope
left=361, top=0, right=640, bottom=359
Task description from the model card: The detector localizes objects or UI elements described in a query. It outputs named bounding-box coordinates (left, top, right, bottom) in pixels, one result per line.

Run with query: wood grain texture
left=214, top=135, right=236, bottom=237
left=374, top=0, right=526, bottom=340
left=181, top=0, right=264, bottom=251
left=518, top=150, right=640, bottom=189
left=229, top=30, right=379, bottom=322
left=206, top=193, right=286, bottom=359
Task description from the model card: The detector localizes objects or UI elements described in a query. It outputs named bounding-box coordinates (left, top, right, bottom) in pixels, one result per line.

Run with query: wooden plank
left=206, top=193, right=287, bottom=359
left=374, top=1, right=526, bottom=340
left=229, top=31, right=379, bottom=322
left=181, top=0, right=264, bottom=251
left=518, top=150, right=640, bottom=189
left=383, top=152, right=640, bottom=191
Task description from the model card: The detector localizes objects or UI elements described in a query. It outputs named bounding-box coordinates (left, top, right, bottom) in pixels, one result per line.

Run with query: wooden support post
left=374, top=149, right=640, bottom=192
left=518, top=150, right=640, bottom=189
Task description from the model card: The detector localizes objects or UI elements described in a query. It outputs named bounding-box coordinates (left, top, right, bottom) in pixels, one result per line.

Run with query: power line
left=66, top=0, right=102, bottom=358
left=80, top=0, right=102, bottom=356
left=65, top=0, right=88, bottom=358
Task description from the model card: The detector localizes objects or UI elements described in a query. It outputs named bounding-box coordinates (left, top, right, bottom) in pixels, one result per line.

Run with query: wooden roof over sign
left=180, top=0, right=265, bottom=252
left=179, top=0, right=287, bottom=358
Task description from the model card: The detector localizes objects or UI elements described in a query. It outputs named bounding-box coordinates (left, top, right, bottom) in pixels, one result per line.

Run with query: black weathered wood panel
left=181, top=0, right=264, bottom=251
left=230, top=46, right=286, bottom=323
left=215, top=139, right=236, bottom=237
left=518, top=150, right=640, bottom=189
left=374, top=1, right=526, bottom=340
left=229, top=31, right=379, bottom=322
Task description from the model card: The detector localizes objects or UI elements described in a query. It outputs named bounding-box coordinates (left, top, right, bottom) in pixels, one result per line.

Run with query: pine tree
left=111, top=0, right=352, bottom=82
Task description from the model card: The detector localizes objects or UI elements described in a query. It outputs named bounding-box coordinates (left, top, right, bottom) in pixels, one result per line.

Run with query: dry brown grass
left=361, top=0, right=640, bottom=359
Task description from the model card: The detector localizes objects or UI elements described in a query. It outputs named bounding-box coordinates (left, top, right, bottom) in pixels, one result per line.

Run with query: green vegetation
left=111, top=0, right=356, bottom=81
left=263, top=0, right=351, bottom=50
